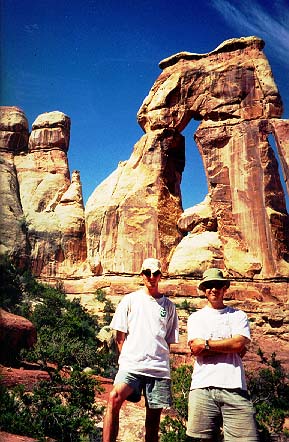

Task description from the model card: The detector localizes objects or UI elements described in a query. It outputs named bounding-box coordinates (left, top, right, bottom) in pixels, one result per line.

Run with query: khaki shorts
left=186, top=387, right=259, bottom=441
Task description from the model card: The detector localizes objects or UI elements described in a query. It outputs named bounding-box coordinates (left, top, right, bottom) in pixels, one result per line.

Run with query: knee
left=107, top=388, right=124, bottom=412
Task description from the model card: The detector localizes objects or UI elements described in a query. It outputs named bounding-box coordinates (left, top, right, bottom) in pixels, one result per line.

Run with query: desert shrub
left=0, top=254, right=23, bottom=311
left=175, top=299, right=196, bottom=315
left=94, top=289, right=115, bottom=326
left=0, top=371, right=103, bottom=441
left=95, top=288, right=106, bottom=303
left=19, top=282, right=107, bottom=372
left=0, top=257, right=117, bottom=374
left=0, top=258, right=118, bottom=440
left=247, top=350, right=289, bottom=440
left=160, top=364, right=193, bottom=442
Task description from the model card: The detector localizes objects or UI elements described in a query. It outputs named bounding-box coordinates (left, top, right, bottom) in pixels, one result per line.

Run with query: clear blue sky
left=1, top=0, right=289, bottom=209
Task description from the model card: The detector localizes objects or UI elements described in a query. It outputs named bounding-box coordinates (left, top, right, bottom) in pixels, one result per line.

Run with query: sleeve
left=187, top=312, right=203, bottom=342
left=165, top=302, right=179, bottom=344
left=110, top=295, right=130, bottom=333
left=231, top=310, right=251, bottom=340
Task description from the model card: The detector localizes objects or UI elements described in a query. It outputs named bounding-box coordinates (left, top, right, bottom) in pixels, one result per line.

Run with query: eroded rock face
left=135, top=36, right=289, bottom=278
left=0, top=107, right=30, bottom=267
left=0, top=108, right=87, bottom=277
left=86, top=129, right=185, bottom=273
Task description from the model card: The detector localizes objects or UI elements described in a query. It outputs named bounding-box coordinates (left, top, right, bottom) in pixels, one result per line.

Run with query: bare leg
left=102, top=383, right=134, bottom=442
left=145, top=407, right=162, bottom=442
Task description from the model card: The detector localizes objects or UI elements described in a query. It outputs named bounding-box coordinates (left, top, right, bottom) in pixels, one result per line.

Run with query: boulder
left=0, top=106, right=29, bottom=153
left=0, top=431, right=38, bottom=442
left=168, top=231, right=223, bottom=276
left=0, top=309, right=36, bottom=365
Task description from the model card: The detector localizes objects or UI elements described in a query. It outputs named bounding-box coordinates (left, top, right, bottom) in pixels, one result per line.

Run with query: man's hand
left=189, top=339, right=206, bottom=356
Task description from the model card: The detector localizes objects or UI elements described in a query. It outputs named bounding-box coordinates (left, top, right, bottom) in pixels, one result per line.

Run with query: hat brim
left=198, top=278, right=230, bottom=291
left=141, top=266, right=162, bottom=274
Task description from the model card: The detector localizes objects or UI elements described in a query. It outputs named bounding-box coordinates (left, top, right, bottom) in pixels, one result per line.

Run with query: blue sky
left=1, top=0, right=289, bottom=209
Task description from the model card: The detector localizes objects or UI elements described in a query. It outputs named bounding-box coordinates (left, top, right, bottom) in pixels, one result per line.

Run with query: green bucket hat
left=198, top=268, right=230, bottom=291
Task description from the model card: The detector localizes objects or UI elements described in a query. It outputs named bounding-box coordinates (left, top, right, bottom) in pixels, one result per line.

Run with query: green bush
left=0, top=266, right=118, bottom=375
left=21, top=284, right=103, bottom=370
left=160, top=364, right=193, bottom=442
left=0, top=254, right=23, bottom=311
left=0, top=371, right=103, bottom=441
left=247, top=350, right=289, bottom=439
left=0, top=257, right=118, bottom=440
left=175, top=299, right=196, bottom=315
left=94, top=289, right=115, bottom=326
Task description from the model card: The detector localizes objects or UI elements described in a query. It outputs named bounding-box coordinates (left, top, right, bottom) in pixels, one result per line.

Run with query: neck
left=207, top=301, right=225, bottom=309
left=144, top=286, right=162, bottom=298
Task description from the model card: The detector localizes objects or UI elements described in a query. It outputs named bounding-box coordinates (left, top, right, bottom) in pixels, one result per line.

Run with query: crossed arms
left=189, top=335, right=250, bottom=357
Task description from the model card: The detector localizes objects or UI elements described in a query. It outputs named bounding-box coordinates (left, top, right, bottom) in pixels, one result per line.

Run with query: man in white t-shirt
left=186, top=268, right=259, bottom=442
left=102, top=258, right=179, bottom=442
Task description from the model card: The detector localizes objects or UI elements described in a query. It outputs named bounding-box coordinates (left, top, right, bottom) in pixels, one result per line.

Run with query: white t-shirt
left=187, top=305, right=251, bottom=390
left=110, top=289, right=179, bottom=379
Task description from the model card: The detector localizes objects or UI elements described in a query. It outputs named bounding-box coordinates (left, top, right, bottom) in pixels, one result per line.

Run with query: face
left=203, top=281, right=227, bottom=308
left=141, top=269, right=162, bottom=290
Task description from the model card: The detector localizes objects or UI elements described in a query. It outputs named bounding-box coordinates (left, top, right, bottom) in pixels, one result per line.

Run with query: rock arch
left=86, top=36, right=289, bottom=278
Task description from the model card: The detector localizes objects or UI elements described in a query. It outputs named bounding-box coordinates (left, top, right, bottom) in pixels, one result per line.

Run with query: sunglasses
left=203, top=281, right=226, bottom=290
left=142, top=270, right=161, bottom=278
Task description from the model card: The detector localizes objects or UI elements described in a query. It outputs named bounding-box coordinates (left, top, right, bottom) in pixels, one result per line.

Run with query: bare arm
left=115, top=330, right=126, bottom=354
left=189, top=335, right=250, bottom=357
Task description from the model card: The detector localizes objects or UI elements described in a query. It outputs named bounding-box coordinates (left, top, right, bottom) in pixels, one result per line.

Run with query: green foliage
left=0, top=258, right=118, bottom=440
left=246, top=350, right=289, bottom=439
left=0, top=254, right=23, bottom=311
left=160, top=415, right=187, bottom=442
left=171, top=364, right=194, bottom=420
left=160, top=364, right=193, bottom=442
left=0, top=371, right=103, bottom=442
left=19, top=282, right=106, bottom=372
left=95, top=288, right=106, bottom=303
left=175, top=299, right=196, bottom=315
left=1, top=255, right=117, bottom=372
left=94, top=289, right=115, bottom=326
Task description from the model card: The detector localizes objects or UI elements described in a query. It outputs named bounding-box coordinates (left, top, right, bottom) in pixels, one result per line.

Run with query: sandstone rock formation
left=0, top=107, right=30, bottom=267
left=87, top=36, right=289, bottom=278
left=1, top=36, right=289, bottom=280
left=85, top=129, right=185, bottom=274
left=0, top=107, right=87, bottom=277
left=0, top=431, right=38, bottom=442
